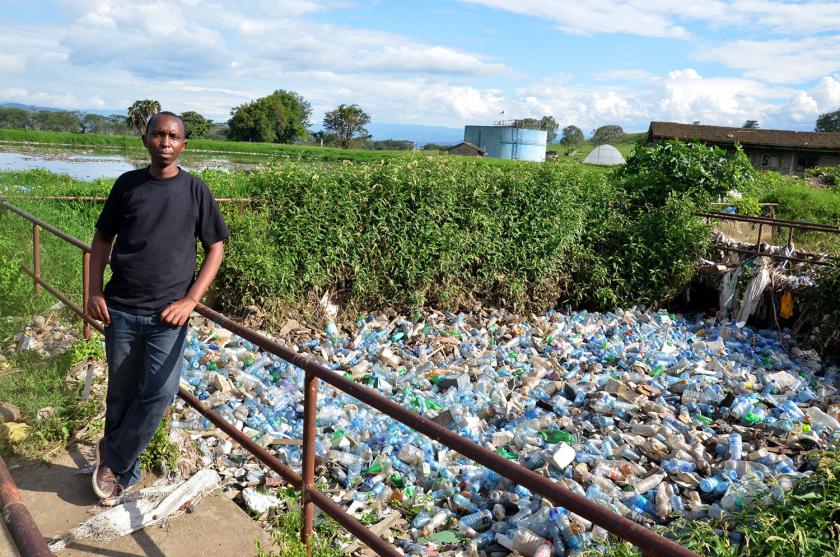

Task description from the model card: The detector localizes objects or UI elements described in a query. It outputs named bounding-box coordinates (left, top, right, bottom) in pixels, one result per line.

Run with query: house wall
left=737, top=146, right=839, bottom=175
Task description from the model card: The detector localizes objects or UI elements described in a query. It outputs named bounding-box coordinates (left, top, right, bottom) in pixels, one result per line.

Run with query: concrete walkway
left=4, top=443, right=272, bottom=557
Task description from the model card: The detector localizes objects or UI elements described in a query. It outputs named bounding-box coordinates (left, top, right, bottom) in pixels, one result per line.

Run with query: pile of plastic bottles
left=173, top=308, right=839, bottom=556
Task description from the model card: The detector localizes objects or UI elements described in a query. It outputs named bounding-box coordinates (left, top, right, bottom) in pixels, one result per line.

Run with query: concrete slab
left=6, top=444, right=272, bottom=557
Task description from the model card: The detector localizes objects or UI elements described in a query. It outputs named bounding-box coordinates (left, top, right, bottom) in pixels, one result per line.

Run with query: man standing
left=86, top=111, right=229, bottom=499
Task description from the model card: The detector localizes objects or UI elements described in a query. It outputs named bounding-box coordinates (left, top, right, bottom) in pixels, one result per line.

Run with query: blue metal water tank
left=464, top=125, right=547, bottom=162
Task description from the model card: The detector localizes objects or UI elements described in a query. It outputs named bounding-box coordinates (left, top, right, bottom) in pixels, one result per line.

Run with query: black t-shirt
left=95, top=167, right=230, bottom=315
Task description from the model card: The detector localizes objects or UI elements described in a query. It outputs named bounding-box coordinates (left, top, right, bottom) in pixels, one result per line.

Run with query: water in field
left=0, top=144, right=265, bottom=180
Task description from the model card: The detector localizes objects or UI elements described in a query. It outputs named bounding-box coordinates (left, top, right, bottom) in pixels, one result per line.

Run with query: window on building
left=796, top=156, right=818, bottom=172
left=760, top=155, right=770, bottom=167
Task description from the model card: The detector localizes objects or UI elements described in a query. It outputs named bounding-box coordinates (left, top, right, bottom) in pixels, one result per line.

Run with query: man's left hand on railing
left=160, top=297, right=197, bottom=327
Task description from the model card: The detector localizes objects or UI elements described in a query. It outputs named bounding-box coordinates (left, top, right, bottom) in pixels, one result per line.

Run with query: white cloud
left=459, top=0, right=690, bottom=38
left=0, top=54, right=25, bottom=73
left=699, top=36, right=840, bottom=84
left=459, top=0, right=840, bottom=37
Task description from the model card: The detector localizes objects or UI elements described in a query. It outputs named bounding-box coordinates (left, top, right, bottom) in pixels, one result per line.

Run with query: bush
left=1, top=162, right=711, bottom=321
left=616, top=140, right=756, bottom=206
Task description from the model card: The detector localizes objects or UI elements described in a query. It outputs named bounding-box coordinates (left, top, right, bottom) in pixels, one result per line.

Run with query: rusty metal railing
left=700, top=210, right=840, bottom=266
left=0, top=455, right=52, bottom=557
left=0, top=199, right=700, bottom=557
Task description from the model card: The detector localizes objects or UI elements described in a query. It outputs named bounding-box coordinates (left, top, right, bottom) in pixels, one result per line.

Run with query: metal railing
left=0, top=199, right=700, bottom=557
left=700, top=210, right=840, bottom=266
left=0, top=455, right=52, bottom=557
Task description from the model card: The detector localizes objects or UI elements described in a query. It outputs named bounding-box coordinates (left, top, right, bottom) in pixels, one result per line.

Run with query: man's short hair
left=145, top=111, right=185, bottom=135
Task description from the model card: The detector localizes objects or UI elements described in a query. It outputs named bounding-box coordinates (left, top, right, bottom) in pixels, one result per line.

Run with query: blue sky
left=1, top=0, right=839, bottom=133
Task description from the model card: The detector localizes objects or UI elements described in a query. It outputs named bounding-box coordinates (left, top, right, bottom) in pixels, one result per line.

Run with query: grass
left=0, top=332, right=103, bottom=457
left=0, top=128, right=410, bottom=163
left=751, top=171, right=840, bottom=256
left=254, top=487, right=349, bottom=557
left=586, top=446, right=840, bottom=557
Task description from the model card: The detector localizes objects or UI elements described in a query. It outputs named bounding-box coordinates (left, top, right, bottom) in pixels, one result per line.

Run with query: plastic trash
left=171, top=306, right=837, bottom=554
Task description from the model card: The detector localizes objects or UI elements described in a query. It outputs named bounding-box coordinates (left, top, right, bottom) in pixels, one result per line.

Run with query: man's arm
left=86, top=230, right=114, bottom=326
left=160, top=241, right=225, bottom=326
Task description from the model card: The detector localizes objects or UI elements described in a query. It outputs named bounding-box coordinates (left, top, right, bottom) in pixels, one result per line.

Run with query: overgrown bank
left=1, top=158, right=710, bottom=322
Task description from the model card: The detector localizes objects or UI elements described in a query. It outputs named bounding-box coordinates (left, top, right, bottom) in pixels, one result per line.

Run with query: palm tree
left=126, top=99, right=161, bottom=135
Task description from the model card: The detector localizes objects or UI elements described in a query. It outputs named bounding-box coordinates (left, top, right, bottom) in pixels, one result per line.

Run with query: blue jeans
left=103, top=306, right=187, bottom=487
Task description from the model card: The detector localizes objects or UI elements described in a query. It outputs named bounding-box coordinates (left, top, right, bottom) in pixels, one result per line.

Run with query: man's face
left=142, top=115, right=186, bottom=168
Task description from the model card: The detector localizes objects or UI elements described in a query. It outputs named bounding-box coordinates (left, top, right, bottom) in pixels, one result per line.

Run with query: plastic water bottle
left=729, top=433, right=743, bottom=461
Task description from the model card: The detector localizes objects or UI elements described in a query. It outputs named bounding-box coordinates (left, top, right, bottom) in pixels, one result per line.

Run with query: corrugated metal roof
left=648, top=121, right=840, bottom=150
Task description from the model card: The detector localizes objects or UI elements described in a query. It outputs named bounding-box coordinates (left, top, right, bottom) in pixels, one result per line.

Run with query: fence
left=0, top=199, right=699, bottom=557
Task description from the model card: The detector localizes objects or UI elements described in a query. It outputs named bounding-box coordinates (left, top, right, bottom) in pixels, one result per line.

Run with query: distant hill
left=1, top=102, right=121, bottom=116
left=364, top=123, right=463, bottom=147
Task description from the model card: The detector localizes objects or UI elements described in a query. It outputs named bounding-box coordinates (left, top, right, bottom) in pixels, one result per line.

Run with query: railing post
left=32, top=223, right=41, bottom=295
left=301, top=368, right=318, bottom=555
left=82, top=251, right=91, bottom=340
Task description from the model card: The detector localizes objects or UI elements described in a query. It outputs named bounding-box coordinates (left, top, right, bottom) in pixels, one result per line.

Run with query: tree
left=323, top=104, right=371, bottom=149
left=540, top=116, right=559, bottom=143
left=591, top=125, right=625, bottom=145
left=127, top=99, right=161, bottom=135
left=180, top=111, right=213, bottom=139
left=512, top=116, right=559, bottom=143
left=0, top=107, right=31, bottom=130
left=227, top=90, right=311, bottom=143
left=80, top=113, right=108, bottom=134
left=815, top=110, right=840, bottom=132
left=742, top=120, right=759, bottom=129
left=560, top=125, right=584, bottom=153
left=32, top=110, right=81, bottom=132
left=513, top=118, right=541, bottom=130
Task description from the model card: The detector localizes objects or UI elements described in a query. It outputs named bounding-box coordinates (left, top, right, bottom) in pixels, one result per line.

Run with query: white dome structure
left=583, top=144, right=625, bottom=166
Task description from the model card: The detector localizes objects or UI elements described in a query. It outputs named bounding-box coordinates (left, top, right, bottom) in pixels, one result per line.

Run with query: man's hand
left=160, top=298, right=197, bottom=327
left=86, top=293, right=110, bottom=326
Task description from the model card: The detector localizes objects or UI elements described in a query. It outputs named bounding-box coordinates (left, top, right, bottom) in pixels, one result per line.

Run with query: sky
left=1, top=0, right=840, bottom=134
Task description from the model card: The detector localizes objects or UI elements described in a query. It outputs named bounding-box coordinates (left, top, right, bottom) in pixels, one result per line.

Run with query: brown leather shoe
left=92, top=464, right=120, bottom=499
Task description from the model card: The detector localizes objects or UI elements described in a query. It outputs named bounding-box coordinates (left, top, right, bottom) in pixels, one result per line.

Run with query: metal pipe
left=82, top=252, right=91, bottom=340
left=301, top=369, right=318, bottom=550
left=0, top=455, right=53, bottom=557
left=20, top=267, right=105, bottom=334
left=710, top=244, right=833, bottom=266
left=32, top=223, right=41, bottom=296
left=697, top=210, right=840, bottom=234
left=193, top=304, right=699, bottom=557
left=2, top=202, right=92, bottom=252
left=1, top=195, right=252, bottom=204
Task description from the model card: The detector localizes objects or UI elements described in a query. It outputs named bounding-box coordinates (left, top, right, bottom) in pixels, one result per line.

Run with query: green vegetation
left=0, top=155, right=711, bottom=323
left=0, top=335, right=102, bottom=456
left=588, top=446, right=840, bottom=557
left=805, top=165, right=840, bottom=191
left=228, top=90, right=312, bottom=144
left=254, top=487, right=347, bottom=557
left=751, top=171, right=840, bottom=256
left=322, top=103, right=371, bottom=149
left=616, top=140, right=756, bottom=206
left=139, top=415, right=179, bottom=473
left=0, top=128, right=408, bottom=163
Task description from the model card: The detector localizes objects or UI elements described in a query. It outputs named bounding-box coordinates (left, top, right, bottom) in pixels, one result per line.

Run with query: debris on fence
left=172, top=306, right=839, bottom=554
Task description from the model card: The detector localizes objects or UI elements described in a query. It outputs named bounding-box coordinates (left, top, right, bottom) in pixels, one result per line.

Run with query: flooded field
left=0, top=143, right=272, bottom=180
